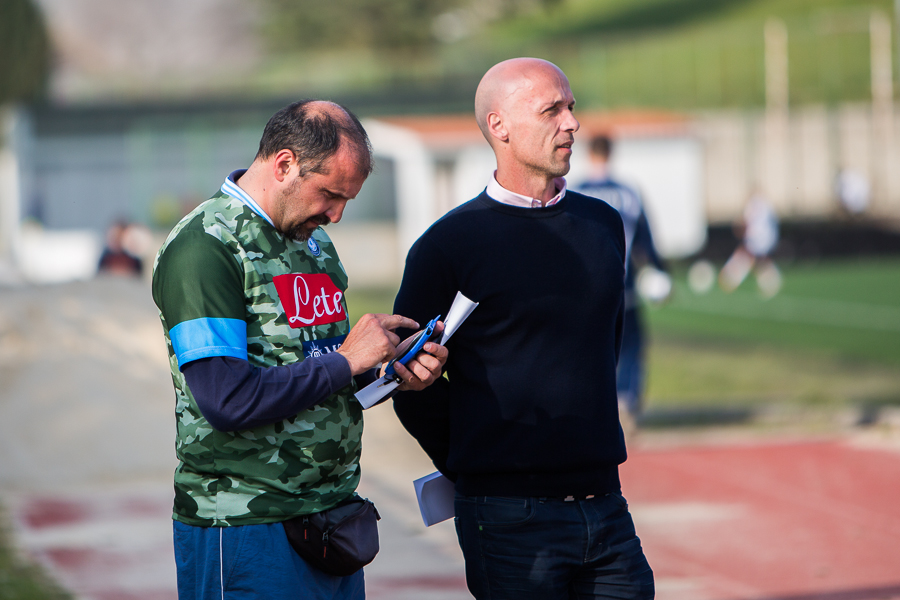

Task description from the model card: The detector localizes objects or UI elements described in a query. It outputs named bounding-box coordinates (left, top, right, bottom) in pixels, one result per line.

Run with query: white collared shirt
left=485, top=171, right=568, bottom=208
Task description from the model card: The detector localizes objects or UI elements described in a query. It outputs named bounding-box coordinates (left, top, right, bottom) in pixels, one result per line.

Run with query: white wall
left=0, top=110, right=20, bottom=266
left=362, top=119, right=436, bottom=260
left=413, top=132, right=707, bottom=260
left=452, top=144, right=497, bottom=206
left=569, top=136, right=708, bottom=259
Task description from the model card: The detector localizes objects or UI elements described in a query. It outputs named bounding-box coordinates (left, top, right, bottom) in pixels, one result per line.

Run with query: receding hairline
left=304, top=100, right=361, bottom=150
left=305, top=100, right=353, bottom=125
left=304, top=101, right=367, bottom=165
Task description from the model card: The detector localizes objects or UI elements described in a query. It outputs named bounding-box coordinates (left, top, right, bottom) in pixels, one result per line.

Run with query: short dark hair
left=590, top=135, right=613, bottom=159
left=256, top=100, right=374, bottom=176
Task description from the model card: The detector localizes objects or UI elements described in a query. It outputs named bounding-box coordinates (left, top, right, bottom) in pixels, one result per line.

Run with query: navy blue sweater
left=393, top=190, right=627, bottom=498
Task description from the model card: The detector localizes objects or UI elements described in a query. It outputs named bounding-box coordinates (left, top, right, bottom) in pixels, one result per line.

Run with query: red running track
left=10, top=437, right=900, bottom=599
left=622, top=437, right=900, bottom=600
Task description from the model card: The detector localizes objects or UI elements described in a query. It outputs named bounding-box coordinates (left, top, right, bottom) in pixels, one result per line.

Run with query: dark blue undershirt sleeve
left=182, top=353, right=352, bottom=432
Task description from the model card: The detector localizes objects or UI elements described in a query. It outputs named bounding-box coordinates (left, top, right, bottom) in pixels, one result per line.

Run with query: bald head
left=256, top=99, right=373, bottom=176
left=475, top=58, right=569, bottom=144
left=473, top=58, right=579, bottom=198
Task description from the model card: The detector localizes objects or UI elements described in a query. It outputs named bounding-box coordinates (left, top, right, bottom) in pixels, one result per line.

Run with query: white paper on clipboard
left=355, top=291, right=478, bottom=409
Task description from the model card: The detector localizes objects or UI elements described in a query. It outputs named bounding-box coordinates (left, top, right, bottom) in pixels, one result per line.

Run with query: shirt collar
left=486, top=171, right=567, bottom=208
left=221, top=169, right=275, bottom=227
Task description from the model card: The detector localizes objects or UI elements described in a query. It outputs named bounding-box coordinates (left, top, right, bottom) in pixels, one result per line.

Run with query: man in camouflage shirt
left=152, top=100, right=447, bottom=600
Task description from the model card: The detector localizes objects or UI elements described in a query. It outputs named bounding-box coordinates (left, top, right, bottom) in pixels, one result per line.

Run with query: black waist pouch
left=282, top=496, right=381, bottom=577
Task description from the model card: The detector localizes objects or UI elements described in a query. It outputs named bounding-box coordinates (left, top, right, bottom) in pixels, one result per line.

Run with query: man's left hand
left=388, top=323, right=448, bottom=392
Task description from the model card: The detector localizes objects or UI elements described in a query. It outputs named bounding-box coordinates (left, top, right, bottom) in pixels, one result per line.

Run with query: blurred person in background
left=392, top=58, right=654, bottom=600
left=719, top=188, right=781, bottom=297
left=834, top=167, right=871, bottom=216
left=97, top=220, right=146, bottom=276
left=152, top=100, right=447, bottom=600
left=577, top=134, right=670, bottom=429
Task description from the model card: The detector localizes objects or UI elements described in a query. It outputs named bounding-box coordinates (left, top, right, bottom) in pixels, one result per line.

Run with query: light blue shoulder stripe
left=170, top=317, right=248, bottom=368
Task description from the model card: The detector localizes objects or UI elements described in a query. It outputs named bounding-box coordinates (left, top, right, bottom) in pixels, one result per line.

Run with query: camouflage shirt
left=152, top=171, right=362, bottom=527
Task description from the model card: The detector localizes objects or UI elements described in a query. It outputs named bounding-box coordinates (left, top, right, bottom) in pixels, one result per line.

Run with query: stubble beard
left=284, top=216, right=329, bottom=243
left=285, top=225, right=312, bottom=243
left=550, top=159, right=571, bottom=179
left=516, top=148, right=571, bottom=182
left=541, top=153, right=571, bottom=180
left=277, top=178, right=330, bottom=242
left=551, top=144, right=574, bottom=177
left=534, top=140, right=573, bottom=179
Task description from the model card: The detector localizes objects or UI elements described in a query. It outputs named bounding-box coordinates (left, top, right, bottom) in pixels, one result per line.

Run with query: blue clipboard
left=383, top=315, right=441, bottom=381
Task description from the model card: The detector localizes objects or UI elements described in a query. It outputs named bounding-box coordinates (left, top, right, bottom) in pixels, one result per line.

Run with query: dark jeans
left=454, top=492, right=654, bottom=600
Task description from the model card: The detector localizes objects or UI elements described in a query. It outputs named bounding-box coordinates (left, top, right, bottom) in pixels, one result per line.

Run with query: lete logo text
left=273, top=273, right=346, bottom=329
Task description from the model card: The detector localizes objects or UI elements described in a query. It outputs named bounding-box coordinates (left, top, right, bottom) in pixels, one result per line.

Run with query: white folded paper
left=354, top=291, right=478, bottom=409
left=439, top=291, right=479, bottom=345
left=413, top=471, right=456, bottom=526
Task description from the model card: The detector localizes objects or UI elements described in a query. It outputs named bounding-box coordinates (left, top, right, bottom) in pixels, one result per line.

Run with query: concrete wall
left=697, top=103, right=900, bottom=224
left=7, top=102, right=898, bottom=285
left=5, top=107, right=403, bottom=286
left=409, top=131, right=708, bottom=260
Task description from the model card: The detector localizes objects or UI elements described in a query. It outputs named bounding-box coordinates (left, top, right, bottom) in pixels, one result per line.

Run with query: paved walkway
left=8, top=430, right=900, bottom=600
left=2, top=279, right=900, bottom=599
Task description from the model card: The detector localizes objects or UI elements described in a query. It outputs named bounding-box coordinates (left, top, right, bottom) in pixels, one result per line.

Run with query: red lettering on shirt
left=273, top=273, right=346, bottom=329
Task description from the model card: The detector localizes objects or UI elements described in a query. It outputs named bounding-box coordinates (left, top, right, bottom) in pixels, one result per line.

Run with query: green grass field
left=641, top=257, right=900, bottom=419
left=487, top=0, right=891, bottom=108
left=650, top=257, right=900, bottom=364
left=346, top=257, right=900, bottom=420
left=259, top=0, right=895, bottom=111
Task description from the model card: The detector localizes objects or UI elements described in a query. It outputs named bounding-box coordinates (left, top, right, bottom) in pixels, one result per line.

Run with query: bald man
left=153, top=100, right=447, bottom=600
left=392, top=59, right=655, bottom=599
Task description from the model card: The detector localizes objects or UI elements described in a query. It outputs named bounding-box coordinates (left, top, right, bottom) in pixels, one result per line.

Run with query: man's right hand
left=338, top=314, right=420, bottom=376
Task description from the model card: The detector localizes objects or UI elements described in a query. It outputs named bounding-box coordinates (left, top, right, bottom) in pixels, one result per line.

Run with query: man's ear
left=272, top=149, right=295, bottom=183
left=486, top=112, right=509, bottom=143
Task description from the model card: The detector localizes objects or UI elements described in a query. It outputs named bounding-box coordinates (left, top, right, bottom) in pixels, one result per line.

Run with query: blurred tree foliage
left=258, top=0, right=561, bottom=52
left=0, top=0, right=50, bottom=105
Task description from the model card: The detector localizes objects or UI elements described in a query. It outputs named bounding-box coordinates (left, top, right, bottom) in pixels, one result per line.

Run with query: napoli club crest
left=307, top=237, right=321, bottom=256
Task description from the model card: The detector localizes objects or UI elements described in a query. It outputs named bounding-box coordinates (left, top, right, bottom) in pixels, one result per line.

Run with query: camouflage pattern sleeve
left=152, top=212, right=247, bottom=368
